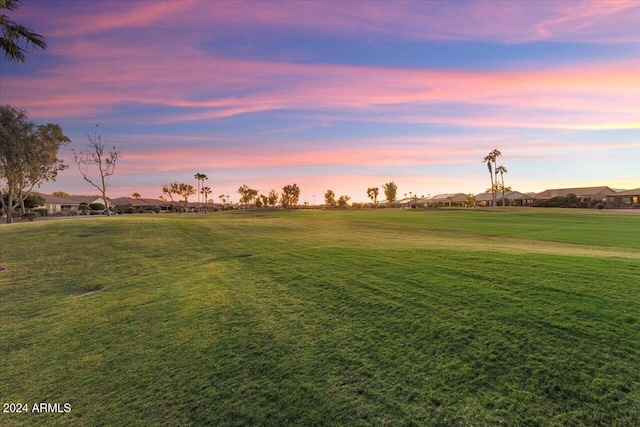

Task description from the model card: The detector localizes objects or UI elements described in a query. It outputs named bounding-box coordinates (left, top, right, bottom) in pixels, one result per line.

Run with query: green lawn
left=1, top=209, right=638, bottom=425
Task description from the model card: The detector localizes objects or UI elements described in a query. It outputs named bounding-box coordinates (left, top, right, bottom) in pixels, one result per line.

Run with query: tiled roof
left=534, top=186, right=615, bottom=199
left=607, top=188, right=640, bottom=197
left=38, top=193, right=81, bottom=205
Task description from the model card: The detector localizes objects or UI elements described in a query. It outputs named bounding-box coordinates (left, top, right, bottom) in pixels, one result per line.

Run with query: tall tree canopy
left=238, top=184, right=258, bottom=206
left=324, top=189, right=336, bottom=206
left=1, top=0, right=46, bottom=63
left=280, top=184, right=300, bottom=208
left=383, top=182, right=397, bottom=202
left=0, top=105, right=69, bottom=223
left=367, top=187, right=379, bottom=204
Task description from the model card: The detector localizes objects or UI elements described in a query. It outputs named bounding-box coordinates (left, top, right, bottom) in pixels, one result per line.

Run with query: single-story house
left=605, top=188, right=640, bottom=208
left=33, top=194, right=114, bottom=215
left=474, top=191, right=535, bottom=207
left=111, top=197, right=173, bottom=213
left=37, top=193, right=81, bottom=214
left=426, top=193, right=468, bottom=207
left=533, top=186, right=615, bottom=204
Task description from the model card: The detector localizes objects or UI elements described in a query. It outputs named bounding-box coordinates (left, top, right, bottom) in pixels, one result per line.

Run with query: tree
left=465, top=193, right=476, bottom=208
left=194, top=173, right=207, bottom=204
left=1, top=0, right=46, bottom=63
left=324, top=189, right=336, bottom=206
left=482, top=149, right=501, bottom=207
left=367, top=187, right=379, bottom=204
left=338, top=195, right=351, bottom=208
left=176, top=183, right=195, bottom=210
left=132, top=192, right=141, bottom=199
left=280, top=184, right=300, bottom=208
left=238, top=184, right=258, bottom=207
left=496, top=165, right=507, bottom=206
left=0, top=105, right=70, bottom=223
left=52, top=191, right=69, bottom=198
left=1, top=191, right=43, bottom=211
left=72, top=131, right=120, bottom=216
left=383, top=182, right=397, bottom=202
left=267, top=189, right=278, bottom=207
left=162, top=182, right=182, bottom=202
left=201, top=186, right=211, bottom=205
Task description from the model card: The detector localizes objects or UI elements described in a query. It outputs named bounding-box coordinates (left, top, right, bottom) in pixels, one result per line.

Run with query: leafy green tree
left=162, top=182, right=181, bottom=202
left=1, top=191, right=44, bottom=212
left=52, top=191, right=69, bottom=198
left=383, top=182, right=397, bottom=202
left=0, top=105, right=70, bottom=223
left=238, top=184, right=258, bottom=207
left=338, top=195, right=351, bottom=208
left=281, top=184, right=300, bottom=208
left=23, top=192, right=44, bottom=209
left=72, top=131, right=121, bottom=216
left=177, top=183, right=196, bottom=210
left=465, top=193, right=476, bottom=208
left=324, top=189, right=336, bottom=206
left=1, top=0, right=46, bottom=63
left=367, top=187, right=379, bottom=204
left=268, top=189, right=278, bottom=207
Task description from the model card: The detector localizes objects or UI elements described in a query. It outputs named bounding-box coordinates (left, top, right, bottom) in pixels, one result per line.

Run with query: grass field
left=1, top=208, right=638, bottom=426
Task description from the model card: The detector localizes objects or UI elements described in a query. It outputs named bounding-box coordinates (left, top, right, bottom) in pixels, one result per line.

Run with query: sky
left=1, top=0, right=639, bottom=203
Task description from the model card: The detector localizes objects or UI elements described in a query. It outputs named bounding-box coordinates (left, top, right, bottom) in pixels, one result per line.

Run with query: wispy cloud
left=4, top=0, right=638, bottom=200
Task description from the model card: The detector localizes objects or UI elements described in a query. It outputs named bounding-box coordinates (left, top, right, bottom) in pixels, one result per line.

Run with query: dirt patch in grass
left=77, top=233, right=92, bottom=238
left=73, top=287, right=102, bottom=297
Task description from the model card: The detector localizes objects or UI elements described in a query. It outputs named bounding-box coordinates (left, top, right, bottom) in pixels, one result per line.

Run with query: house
left=605, top=188, right=640, bottom=208
left=110, top=197, right=172, bottom=213
left=426, top=193, right=468, bottom=207
left=532, top=186, right=615, bottom=204
left=37, top=193, right=81, bottom=214
left=398, top=197, right=420, bottom=208
left=474, top=191, right=535, bottom=207
left=33, top=194, right=114, bottom=215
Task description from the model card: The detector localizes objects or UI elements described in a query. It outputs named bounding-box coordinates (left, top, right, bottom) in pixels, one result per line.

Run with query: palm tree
left=132, top=192, right=141, bottom=199
left=193, top=173, right=206, bottom=204
left=496, top=165, right=507, bottom=206
left=482, top=153, right=495, bottom=207
left=201, top=186, right=211, bottom=206
left=1, top=0, right=46, bottom=63
left=491, top=149, right=502, bottom=205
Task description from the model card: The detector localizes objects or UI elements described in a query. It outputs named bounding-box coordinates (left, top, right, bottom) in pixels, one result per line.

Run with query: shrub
left=596, top=203, right=605, bottom=210
left=89, top=203, right=105, bottom=211
left=78, top=203, right=90, bottom=214
left=124, top=206, right=135, bottom=214
left=23, top=212, right=38, bottom=221
left=33, top=208, right=48, bottom=217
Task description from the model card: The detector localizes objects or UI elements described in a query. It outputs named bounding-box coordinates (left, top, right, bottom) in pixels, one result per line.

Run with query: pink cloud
left=21, top=0, right=640, bottom=44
